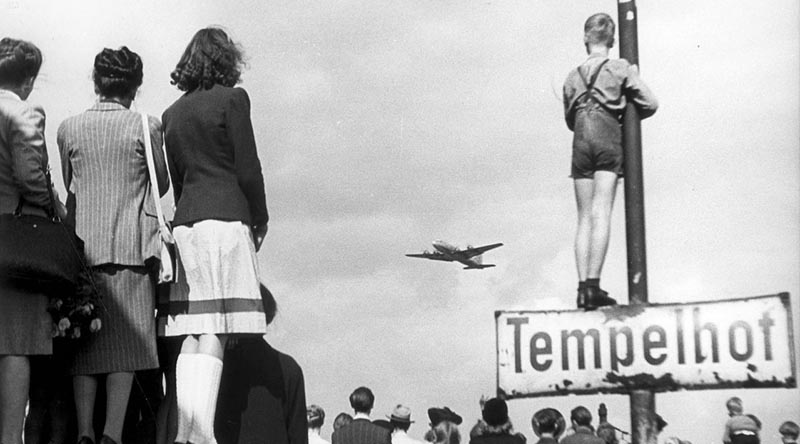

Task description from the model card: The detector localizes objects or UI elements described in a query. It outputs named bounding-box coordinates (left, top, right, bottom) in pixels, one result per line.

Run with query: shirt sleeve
left=162, top=111, right=183, bottom=203
left=563, top=73, right=578, bottom=131
left=11, top=104, right=51, bottom=208
left=623, top=63, right=659, bottom=120
left=226, top=88, right=269, bottom=226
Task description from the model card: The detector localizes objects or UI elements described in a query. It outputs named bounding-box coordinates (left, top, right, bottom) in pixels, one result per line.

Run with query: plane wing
left=405, top=252, right=453, bottom=262
left=461, top=243, right=504, bottom=258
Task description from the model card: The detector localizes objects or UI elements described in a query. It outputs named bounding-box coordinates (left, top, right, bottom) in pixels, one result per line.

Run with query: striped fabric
left=157, top=220, right=267, bottom=336
left=72, top=265, right=159, bottom=374
left=332, top=419, right=392, bottom=444
left=57, top=102, right=166, bottom=267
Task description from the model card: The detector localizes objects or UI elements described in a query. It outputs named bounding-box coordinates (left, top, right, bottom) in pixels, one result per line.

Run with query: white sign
left=496, top=293, right=796, bottom=398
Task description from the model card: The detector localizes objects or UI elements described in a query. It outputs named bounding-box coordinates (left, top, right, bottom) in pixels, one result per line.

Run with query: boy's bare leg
left=574, top=178, right=595, bottom=281
left=587, top=170, right=619, bottom=279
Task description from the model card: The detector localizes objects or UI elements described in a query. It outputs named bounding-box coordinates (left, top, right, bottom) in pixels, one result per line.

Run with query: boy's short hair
left=725, top=397, right=743, bottom=414
left=779, top=421, right=799, bottom=439
left=584, top=13, right=615, bottom=48
left=570, top=406, right=592, bottom=427
left=349, top=386, right=375, bottom=413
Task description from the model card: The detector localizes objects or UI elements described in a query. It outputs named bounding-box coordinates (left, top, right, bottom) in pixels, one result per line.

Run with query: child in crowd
left=562, top=12, right=658, bottom=310
left=721, top=397, right=759, bottom=444
left=779, top=422, right=799, bottom=444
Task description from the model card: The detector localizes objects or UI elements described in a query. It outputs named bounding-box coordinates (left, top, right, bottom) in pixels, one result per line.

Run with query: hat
left=307, top=405, right=325, bottom=423
left=532, top=408, right=566, bottom=438
left=482, top=398, right=508, bottom=427
left=388, top=404, right=414, bottom=423
left=428, top=407, right=463, bottom=426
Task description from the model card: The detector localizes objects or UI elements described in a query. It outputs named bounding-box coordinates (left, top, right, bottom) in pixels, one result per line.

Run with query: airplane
left=406, top=240, right=503, bottom=269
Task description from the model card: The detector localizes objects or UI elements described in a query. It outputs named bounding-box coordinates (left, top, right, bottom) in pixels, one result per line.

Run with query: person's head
left=596, top=424, right=618, bottom=444
left=532, top=408, right=566, bottom=438
left=482, top=398, right=511, bottom=432
left=260, top=284, right=277, bottom=325
left=170, top=26, right=245, bottom=92
left=779, top=421, right=800, bottom=443
left=349, top=386, right=375, bottom=414
left=333, top=412, right=353, bottom=431
left=583, top=13, right=615, bottom=52
left=725, top=397, right=743, bottom=415
left=307, top=404, right=325, bottom=430
left=0, top=37, right=42, bottom=99
left=93, top=46, right=143, bottom=102
left=570, top=406, right=593, bottom=428
left=430, top=421, right=461, bottom=444
left=389, top=404, right=414, bottom=432
left=428, top=407, right=463, bottom=428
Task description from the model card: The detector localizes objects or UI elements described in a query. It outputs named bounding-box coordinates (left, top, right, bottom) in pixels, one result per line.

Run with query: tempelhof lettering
left=495, top=294, right=796, bottom=398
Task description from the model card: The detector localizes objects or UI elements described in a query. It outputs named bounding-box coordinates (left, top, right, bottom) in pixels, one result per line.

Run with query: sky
left=2, top=1, right=798, bottom=443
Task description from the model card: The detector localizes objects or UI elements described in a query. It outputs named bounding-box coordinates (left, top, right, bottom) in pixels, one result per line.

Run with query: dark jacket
left=215, top=336, right=307, bottom=444
left=332, top=418, right=391, bottom=444
left=162, top=85, right=268, bottom=228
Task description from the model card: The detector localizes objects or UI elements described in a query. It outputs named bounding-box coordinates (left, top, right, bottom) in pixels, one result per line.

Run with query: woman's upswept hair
left=170, top=27, right=245, bottom=91
left=0, top=37, right=42, bottom=85
left=93, top=46, right=143, bottom=98
left=584, top=13, right=615, bottom=48
left=430, top=421, right=461, bottom=444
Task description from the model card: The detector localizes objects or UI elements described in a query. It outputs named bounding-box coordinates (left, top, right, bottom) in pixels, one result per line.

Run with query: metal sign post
left=617, top=1, right=655, bottom=443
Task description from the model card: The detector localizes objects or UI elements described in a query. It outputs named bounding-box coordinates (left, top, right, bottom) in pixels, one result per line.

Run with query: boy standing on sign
left=563, top=12, right=658, bottom=310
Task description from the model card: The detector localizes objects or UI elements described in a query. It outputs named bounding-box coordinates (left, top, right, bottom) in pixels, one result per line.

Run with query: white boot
left=187, top=354, right=224, bottom=444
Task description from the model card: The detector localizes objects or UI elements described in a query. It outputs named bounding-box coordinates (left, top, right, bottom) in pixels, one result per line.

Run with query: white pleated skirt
left=157, top=220, right=267, bottom=336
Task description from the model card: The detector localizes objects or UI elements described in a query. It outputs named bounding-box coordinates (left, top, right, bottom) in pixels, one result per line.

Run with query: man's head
left=532, top=408, right=566, bottom=438
left=349, top=386, right=375, bottom=414
left=583, top=13, right=615, bottom=51
left=570, top=406, right=593, bottom=428
left=307, top=405, right=325, bottom=430
left=388, top=404, right=414, bottom=432
left=779, top=421, right=799, bottom=444
left=482, top=398, right=509, bottom=427
left=725, top=397, right=743, bottom=415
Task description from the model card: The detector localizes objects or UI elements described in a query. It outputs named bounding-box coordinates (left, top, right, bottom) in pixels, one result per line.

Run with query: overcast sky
left=3, top=0, right=798, bottom=443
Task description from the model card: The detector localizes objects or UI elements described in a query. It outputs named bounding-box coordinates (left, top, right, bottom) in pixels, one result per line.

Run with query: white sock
left=174, top=353, right=197, bottom=444
left=187, top=354, right=224, bottom=444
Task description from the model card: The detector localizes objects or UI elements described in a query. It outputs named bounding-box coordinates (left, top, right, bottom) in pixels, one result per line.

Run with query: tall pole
left=617, top=2, right=656, bottom=444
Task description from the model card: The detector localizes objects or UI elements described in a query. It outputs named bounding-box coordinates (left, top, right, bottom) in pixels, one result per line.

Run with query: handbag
left=142, top=112, right=176, bottom=284
left=0, top=170, right=86, bottom=294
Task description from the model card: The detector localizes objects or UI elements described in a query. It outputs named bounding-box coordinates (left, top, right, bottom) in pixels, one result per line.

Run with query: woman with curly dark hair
left=57, top=46, right=168, bottom=444
left=157, top=27, right=269, bottom=444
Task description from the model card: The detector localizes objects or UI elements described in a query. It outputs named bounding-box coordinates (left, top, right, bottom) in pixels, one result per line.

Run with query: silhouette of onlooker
left=560, top=407, right=604, bottom=444
left=722, top=397, right=759, bottom=444
left=469, top=398, right=525, bottom=444
left=331, top=387, right=390, bottom=444
left=334, top=413, right=354, bottom=432
left=779, top=421, right=799, bottom=444
left=388, top=405, right=425, bottom=444
left=308, top=405, right=330, bottom=444
left=531, top=408, right=565, bottom=444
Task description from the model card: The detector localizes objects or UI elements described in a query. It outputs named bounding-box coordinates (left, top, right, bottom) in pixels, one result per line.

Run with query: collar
left=354, top=412, right=371, bottom=421
left=0, top=89, right=22, bottom=101
left=574, top=425, right=595, bottom=434
left=90, top=101, right=129, bottom=112
left=393, top=430, right=408, bottom=437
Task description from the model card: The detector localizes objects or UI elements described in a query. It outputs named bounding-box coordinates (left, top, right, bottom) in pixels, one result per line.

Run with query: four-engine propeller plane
left=406, top=240, right=503, bottom=269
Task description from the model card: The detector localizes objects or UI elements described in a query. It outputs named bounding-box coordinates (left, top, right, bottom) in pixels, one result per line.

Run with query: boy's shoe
left=583, top=286, right=616, bottom=310
left=576, top=287, right=587, bottom=309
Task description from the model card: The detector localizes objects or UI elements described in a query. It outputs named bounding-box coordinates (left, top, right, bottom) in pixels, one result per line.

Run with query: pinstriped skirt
left=157, top=220, right=266, bottom=336
left=71, top=265, right=159, bottom=375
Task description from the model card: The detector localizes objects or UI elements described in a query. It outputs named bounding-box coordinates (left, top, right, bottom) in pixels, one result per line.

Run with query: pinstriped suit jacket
left=57, top=102, right=168, bottom=266
left=332, top=418, right=391, bottom=444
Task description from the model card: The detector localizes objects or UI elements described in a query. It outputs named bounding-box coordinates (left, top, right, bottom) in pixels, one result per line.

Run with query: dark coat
left=331, top=418, right=391, bottom=444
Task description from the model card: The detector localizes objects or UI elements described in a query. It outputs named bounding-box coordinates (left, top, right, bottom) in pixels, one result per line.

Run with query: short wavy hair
left=170, top=27, right=245, bottom=91
left=584, top=13, right=615, bottom=49
left=0, top=37, right=42, bottom=85
left=93, top=46, right=143, bottom=98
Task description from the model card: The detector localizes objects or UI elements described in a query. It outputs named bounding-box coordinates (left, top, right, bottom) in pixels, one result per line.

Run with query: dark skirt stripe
left=72, top=265, right=158, bottom=374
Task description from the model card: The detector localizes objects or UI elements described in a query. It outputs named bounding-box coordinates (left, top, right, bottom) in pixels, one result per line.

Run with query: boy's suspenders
left=577, top=58, right=612, bottom=114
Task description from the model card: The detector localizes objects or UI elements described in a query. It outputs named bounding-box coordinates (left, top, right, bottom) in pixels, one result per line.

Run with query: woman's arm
left=226, top=88, right=269, bottom=227
left=11, top=104, right=51, bottom=208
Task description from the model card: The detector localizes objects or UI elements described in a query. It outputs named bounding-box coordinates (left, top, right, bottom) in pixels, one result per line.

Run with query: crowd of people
left=1, top=26, right=270, bottom=444
left=0, top=11, right=797, bottom=444
left=306, top=391, right=799, bottom=444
